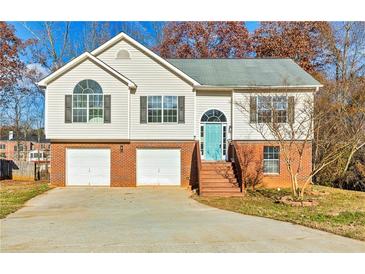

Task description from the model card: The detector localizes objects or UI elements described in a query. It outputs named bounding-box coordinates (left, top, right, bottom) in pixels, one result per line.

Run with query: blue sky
left=10, top=21, right=260, bottom=48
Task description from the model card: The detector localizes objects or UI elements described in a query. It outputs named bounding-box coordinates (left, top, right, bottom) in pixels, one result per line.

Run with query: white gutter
left=194, top=85, right=322, bottom=91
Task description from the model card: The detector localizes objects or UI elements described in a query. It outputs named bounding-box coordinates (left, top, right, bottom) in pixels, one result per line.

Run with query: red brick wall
left=234, top=141, right=312, bottom=189
left=50, top=141, right=197, bottom=187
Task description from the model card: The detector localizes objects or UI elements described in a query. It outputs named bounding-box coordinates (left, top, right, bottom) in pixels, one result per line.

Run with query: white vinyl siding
left=233, top=91, right=313, bottom=140
left=45, top=59, right=130, bottom=139
left=96, top=39, right=194, bottom=140
left=195, top=91, right=232, bottom=138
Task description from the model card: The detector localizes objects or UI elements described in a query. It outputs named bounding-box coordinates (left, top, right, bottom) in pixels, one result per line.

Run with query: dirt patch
left=278, top=195, right=319, bottom=207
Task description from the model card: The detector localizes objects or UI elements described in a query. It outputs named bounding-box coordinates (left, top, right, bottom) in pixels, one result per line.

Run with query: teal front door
left=205, top=123, right=222, bottom=160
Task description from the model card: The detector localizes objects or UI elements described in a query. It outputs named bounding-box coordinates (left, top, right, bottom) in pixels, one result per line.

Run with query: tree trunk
left=342, top=146, right=357, bottom=176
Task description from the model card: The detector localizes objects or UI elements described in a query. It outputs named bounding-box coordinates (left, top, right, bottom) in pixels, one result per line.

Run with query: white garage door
left=137, top=149, right=181, bottom=185
left=66, top=149, right=110, bottom=186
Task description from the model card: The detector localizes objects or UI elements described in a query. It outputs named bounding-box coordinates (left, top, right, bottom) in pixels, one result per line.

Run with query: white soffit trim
left=91, top=32, right=200, bottom=87
left=38, top=52, right=137, bottom=89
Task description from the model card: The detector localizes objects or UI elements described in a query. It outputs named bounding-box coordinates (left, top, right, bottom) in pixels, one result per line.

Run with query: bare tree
left=321, top=22, right=365, bottom=82
left=24, top=22, right=71, bottom=72
left=316, top=79, right=365, bottom=179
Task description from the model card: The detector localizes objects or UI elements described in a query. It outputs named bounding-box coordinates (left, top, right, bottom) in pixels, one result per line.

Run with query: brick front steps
left=200, top=161, right=243, bottom=197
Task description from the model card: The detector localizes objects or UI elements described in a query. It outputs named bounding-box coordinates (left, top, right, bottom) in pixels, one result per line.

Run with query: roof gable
left=38, top=52, right=136, bottom=88
left=91, top=32, right=200, bottom=86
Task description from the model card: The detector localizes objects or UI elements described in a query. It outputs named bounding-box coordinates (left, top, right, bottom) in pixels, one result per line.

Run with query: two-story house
left=38, top=32, right=321, bottom=196
left=0, top=131, right=50, bottom=163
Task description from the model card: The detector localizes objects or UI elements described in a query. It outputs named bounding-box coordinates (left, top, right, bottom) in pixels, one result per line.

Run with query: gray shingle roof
left=167, top=58, right=321, bottom=87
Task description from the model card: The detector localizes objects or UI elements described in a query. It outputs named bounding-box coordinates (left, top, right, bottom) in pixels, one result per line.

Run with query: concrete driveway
left=1, top=187, right=365, bottom=252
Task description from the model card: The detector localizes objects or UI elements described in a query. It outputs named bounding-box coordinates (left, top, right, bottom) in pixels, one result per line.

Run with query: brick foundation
left=51, top=140, right=312, bottom=190
left=233, top=141, right=312, bottom=189
left=50, top=141, right=197, bottom=187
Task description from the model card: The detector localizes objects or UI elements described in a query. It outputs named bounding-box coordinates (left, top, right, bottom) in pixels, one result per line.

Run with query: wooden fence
left=0, top=160, right=50, bottom=181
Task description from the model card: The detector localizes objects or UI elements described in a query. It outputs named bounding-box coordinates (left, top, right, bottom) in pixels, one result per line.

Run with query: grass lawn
left=0, top=180, right=52, bottom=219
left=194, top=185, right=365, bottom=241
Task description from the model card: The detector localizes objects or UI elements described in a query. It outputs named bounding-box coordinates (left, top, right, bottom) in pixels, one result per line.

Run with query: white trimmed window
left=263, top=146, right=280, bottom=174
left=147, top=96, right=177, bottom=123
left=72, top=79, right=103, bottom=123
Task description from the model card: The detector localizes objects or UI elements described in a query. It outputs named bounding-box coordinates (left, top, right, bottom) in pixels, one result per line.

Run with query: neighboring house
left=38, top=32, right=321, bottom=195
left=0, top=132, right=51, bottom=163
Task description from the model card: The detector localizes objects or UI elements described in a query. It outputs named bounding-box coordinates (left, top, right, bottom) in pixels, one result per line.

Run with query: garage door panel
left=137, top=149, right=181, bottom=186
left=66, top=149, right=110, bottom=186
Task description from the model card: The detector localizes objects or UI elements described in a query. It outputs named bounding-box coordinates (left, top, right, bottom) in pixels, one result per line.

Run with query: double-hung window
left=263, top=146, right=280, bottom=174
left=257, top=96, right=288, bottom=123
left=148, top=96, right=177, bottom=123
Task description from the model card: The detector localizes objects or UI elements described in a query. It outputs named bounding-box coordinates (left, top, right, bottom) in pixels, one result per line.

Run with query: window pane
left=200, top=109, right=226, bottom=122
left=74, top=84, right=83, bottom=94
left=148, top=96, right=162, bottom=123
left=207, top=116, right=220, bottom=122
left=273, top=96, right=287, bottom=110
left=148, top=96, right=162, bottom=109
left=73, top=109, right=87, bottom=122
left=87, top=80, right=102, bottom=93
left=263, top=146, right=280, bottom=173
left=274, top=110, right=287, bottom=123
left=273, top=96, right=288, bottom=123
left=74, top=80, right=102, bottom=94
left=79, top=80, right=87, bottom=90
left=148, top=109, right=162, bottom=123
left=89, top=95, right=103, bottom=108
left=73, top=95, right=87, bottom=108
left=257, top=96, right=272, bottom=123
left=163, top=96, right=177, bottom=123
left=258, top=96, right=272, bottom=110
left=89, top=109, right=103, bottom=123
left=258, top=110, right=272, bottom=123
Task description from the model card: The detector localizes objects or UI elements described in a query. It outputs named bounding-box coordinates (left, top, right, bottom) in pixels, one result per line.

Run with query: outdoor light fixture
left=120, top=145, right=124, bottom=153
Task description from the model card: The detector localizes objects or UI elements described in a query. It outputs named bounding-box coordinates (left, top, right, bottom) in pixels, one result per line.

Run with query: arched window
left=200, top=109, right=227, bottom=122
left=116, top=49, right=130, bottom=59
left=73, top=79, right=103, bottom=123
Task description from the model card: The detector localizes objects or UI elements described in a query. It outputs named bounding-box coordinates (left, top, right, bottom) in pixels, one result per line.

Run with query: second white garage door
left=137, top=149, right=181, bottom=185
left=66, top=149, right=110, bottom=186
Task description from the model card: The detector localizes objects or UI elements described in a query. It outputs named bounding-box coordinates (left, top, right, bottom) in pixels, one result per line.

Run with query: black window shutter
left=104, top=95, right=111, bottom=123
left=288, top=96, right=295, bottom=124
left=65, top=95, right=72, bottom=123
left=140, top=96, right=147, bottom=123
left=250, top=96, right=257, bottom=123
left=178, top=96, right=185, bottom=123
